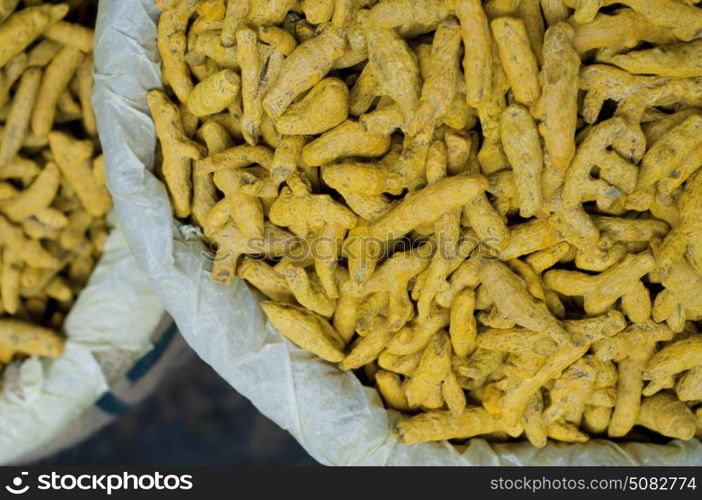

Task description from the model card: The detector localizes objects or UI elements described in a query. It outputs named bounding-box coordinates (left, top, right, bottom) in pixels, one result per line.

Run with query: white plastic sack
left=93, top=0, right=702, bottom=465
left=0, top=225, right=165, bottom=464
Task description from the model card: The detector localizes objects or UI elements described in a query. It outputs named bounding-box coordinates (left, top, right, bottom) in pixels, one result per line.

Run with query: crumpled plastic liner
left=0, top=228, right=164, bottom=464
left=93, top=0, right=702, bottom=466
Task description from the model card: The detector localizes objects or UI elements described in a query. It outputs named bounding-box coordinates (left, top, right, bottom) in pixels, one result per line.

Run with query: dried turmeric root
left=149, top=0, right=702, bottom=449
left=0, top=1, right=111, bottom=371
left=0, top=319, right=63, bottom=363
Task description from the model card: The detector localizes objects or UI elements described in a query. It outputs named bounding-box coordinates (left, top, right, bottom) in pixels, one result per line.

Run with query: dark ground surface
left=41, top=354, right=319, bottom=466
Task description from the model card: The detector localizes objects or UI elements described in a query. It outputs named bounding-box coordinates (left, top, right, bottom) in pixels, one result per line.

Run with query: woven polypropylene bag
left=93, top=0, right=702, bottom=465
left=0, top=227, right=165, bottom=464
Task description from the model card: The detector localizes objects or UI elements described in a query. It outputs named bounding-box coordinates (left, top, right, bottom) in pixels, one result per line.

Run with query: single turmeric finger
left=262, top=24, right=346, bottom=118
left=48, top=131, right=112, bottom=218
left=644, top=336, right=702, bottom=382
left=236, top=27, right=265, bottom=146
left=524, top=242, right=570, bottom=274
left=332, top=284, right=360, bottom=343
left=186, top=69, right=241, bottom=117
left=257, top=25, right=297, bottom=56
left=405, top=331, right=452, bottom=407
left=157, top=0, right=198, bottom=103
left=671, top=364, right=702, bottom=403
left=573, top=9, right=676, bottom=55
left=410, top=18, right=461, bottom=135
left=1, top=162, right=59, bottom=222
left=499, top=219, right=563, bottom=261
left=191, top=30, right=239, bottom=70
left=302, top=0, right=334, bottom=24
left=514, top=0, right=544, bottom=60
left=592, top=216, right=669, bottom=244
left=450, top=0, right=492, bottom=107
left=282, top=263, right=336, bottom=318
left=349, top=62, right=378, bottom=117
left=534, top=22, right=579, bottom=173
left=209, top=187, right=263, bottom=241
left=34, top=207, right=68, bottom=228
left=369, top=0, right=449, bottom=31
left=147, top=89, right=206, bottom=218
left=261, top=301, right=345, bottom=363
left=270, top=135, right=304, bottom=187
left=449, top=288, right=477, bottom=359
left=491, top=17, right=540, bottom=107
left=0, top=66, right=41, bottom=166
left=376, top=369, right=411, bottom=411
left=274, top=77, right=349, bottom=136
left=75, top=54, right=98, bottom=137
left=30, top=45, right=83, bottom=139
left=238, top=258, right=294, bottom=303
left=194, top=144, right=274, bottom=175
left=442, top=370, right=467, bottom=414
left=636, top=392, right=697, bottom=440
left=340, top=323, right=396, bottom=370
left=368, top=175, right=489, bottom=242
left=313, top=222, right=346, bottom=300
left=477, top=327, right=557, bottom=357
left=0, top=318, right=63, bottom=363
left=322, top=160, right=404, bottom=197
left=593, top=321, right=672, bottom=362
left=500, top=104, right=543, bottom=218
left=521, top=391, right=548, bottom=447
left=583, top=405, right=613, bottom=435
left=302, top=119, right=391, bottom=167
left=394, top=407, right=502, bottom=444
left=547, top=420, right=589, bottom=443
left=602, top=40, right=702, bottom=78
left=385, top=308, right=450, bottom=355
left=353, top=291, right=389, bottom=336
left=365, top=25, right=420, bottom=127
left=1, top=248, right=22, bottom=315
left=21, top=218, right=58, bottom=241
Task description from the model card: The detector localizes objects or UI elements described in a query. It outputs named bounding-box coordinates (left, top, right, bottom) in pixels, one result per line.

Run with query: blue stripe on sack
left=125, top=321, right=178, bottom=383
left=95, top=392, right=132, bottom=416
left=94, top=321, right=177, bottom=416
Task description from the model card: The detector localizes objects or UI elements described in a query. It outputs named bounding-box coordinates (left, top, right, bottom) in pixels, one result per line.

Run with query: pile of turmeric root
left=150, top=0, right=702, bottom=447
left=0, top=1, right=110, bottom=368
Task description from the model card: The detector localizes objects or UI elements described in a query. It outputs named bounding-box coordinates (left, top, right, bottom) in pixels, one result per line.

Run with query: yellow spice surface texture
left=150, top=0, right=702, bottom=447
